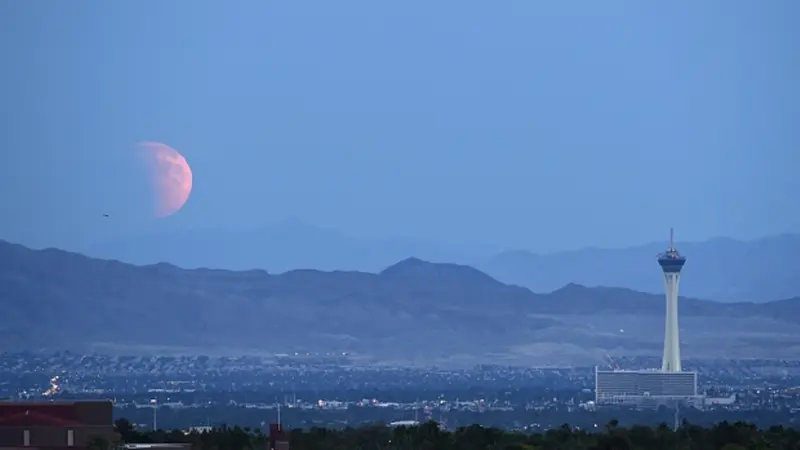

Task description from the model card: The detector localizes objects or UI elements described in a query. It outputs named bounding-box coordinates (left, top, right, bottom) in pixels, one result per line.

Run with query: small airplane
left=102, top=213, right=109, bottom=218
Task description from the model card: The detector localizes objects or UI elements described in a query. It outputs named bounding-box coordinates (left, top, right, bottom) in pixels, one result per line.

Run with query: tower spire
left=669, top=227, right=674, bottom=251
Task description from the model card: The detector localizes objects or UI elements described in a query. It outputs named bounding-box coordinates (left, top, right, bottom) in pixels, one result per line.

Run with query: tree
left=114, top=418, right=138, bottom=442
left=596, top=434, right=631, bottom=450
left=604, top=419, right=620, bottom=435
left=106, top=416, right=800, bottom=450
left=721, top=444, right=746, bottom=450
left=86, top=436, right=111, bottom=450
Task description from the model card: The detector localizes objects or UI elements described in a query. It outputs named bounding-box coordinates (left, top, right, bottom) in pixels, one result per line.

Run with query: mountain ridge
left=79, top=223, right=800, bottom=302
left=480, top=232, right=800, bottom=302
left=3, top=239, right=800, bottom=365
left=3, top=238, right=797, bottom=308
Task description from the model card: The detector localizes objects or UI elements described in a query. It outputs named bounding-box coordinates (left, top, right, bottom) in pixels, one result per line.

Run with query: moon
left=136, top=141, right=193, bottom=218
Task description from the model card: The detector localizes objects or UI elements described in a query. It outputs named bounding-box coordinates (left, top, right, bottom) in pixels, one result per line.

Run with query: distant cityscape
left=5, top=350, right=800, bottom=431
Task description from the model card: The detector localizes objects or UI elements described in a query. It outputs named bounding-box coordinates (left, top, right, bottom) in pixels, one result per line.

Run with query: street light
left=150, top=399, right=157, bottom=431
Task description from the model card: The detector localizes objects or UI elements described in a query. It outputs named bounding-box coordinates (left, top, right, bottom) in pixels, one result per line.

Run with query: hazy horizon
left=3, top=216, right=797, bottom=259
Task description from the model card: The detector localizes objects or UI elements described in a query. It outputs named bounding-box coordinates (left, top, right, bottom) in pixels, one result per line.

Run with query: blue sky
left=0, top=0, right=797, bottom=253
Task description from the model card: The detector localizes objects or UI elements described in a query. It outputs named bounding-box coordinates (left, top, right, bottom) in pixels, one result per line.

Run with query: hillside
left=2, top=240, right=800, bottom=365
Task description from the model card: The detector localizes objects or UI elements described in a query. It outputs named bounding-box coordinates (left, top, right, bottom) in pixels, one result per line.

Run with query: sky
left=0, top=0, right=797, bottom=254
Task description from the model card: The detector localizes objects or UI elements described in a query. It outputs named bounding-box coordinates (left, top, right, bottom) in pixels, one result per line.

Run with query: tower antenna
left=669, top=227, right=675, bottom=251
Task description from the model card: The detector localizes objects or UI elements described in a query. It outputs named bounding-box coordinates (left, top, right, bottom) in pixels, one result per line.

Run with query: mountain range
left=482, top=233, right=800, bottom=303
left=3, top=239, right=800, bottom=366
left=83, top=222, right=800, bottom=302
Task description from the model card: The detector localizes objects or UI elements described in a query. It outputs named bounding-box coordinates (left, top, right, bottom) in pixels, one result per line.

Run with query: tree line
left=95, top=417, right=800, bottom=450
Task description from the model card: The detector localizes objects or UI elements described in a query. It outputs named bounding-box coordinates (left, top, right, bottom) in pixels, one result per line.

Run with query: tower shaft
left=662, top=272, right=682, bottom=372
left=658, top=228, right=686, bottom=373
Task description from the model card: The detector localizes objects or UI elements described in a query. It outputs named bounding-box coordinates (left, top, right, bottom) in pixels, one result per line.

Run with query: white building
left=595, top=368, right=702, bottom=407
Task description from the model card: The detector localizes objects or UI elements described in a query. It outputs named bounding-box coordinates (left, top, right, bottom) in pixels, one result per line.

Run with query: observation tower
left=658, top=228, right=686, bottom=372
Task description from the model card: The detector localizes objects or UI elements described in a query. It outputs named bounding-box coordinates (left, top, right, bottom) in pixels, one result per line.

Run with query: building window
left=23, top=429, right=30, bottom=446
left=67, top=429, right=74, bottom=446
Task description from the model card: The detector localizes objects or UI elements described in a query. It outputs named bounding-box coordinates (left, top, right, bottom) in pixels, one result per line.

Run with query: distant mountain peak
left=379, top=257, right=437, bottom=276
left=557, top=282, right=588, bottom=291
left=380, top=257, right=502, bottom=287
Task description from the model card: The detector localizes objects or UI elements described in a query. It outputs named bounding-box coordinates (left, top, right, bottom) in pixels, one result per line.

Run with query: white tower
left=658, top=228, right=686, bottom=372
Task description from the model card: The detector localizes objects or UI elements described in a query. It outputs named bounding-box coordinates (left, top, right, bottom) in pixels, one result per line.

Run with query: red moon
left=137, top=141, right=193, bottom=218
